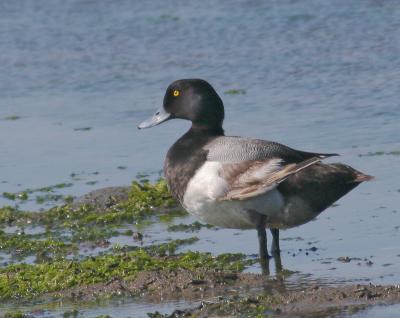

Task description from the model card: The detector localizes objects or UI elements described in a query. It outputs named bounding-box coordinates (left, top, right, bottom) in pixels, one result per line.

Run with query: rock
left=132, top=232, right=143, bottom=241
left=337, top=256, right=351, bottom=263
left=72, top=186, right=130, bottom=211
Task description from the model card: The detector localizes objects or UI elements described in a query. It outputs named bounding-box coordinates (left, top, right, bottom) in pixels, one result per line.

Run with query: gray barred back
left=204, top=136, right=309, bottom=163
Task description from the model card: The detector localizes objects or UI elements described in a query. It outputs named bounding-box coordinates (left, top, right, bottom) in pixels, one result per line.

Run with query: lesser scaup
left=138, top=78, right=373, bottom=265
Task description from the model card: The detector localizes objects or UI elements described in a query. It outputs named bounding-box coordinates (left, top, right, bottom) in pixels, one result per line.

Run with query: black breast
left=164, top=128, right=218, bottom=202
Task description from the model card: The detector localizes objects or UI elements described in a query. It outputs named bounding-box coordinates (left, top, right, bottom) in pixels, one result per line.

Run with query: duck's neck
left=190, top=122, right=224, bottom=136
left=175, top=123, right=224, bottom=157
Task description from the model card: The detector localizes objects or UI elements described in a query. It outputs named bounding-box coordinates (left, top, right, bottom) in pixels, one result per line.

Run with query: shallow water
left=1, top=0, right=400, bottom=316
left=1, top=298, right=197, bottom=318
left=352, top=303, right=400, bottom=318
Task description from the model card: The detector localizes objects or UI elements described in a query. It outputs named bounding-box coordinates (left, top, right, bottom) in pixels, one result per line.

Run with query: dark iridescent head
left=138, top=79, right=224, bottom=132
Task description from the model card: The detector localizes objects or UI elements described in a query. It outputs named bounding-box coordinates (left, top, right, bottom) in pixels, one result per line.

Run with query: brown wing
left=218, top=157, right=321, bottom=201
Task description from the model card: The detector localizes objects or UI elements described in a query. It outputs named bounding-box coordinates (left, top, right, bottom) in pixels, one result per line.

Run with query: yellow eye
left=173, top=90, right=180, bottom=97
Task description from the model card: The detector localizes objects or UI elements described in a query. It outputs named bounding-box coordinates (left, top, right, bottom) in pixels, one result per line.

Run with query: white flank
left=182, top=161, right=285, bottom=229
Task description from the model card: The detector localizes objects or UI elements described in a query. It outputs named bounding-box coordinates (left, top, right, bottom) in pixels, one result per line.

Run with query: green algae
left=121, top=229, right=134, bottom=236
left=64, top=195, right=74, bottom=204
left=359, top=151, right=385, bottom=157
left=3, top=115, right=22, bottom=121
left=224, top=89, right=246, bottom=95
left=2, top=192, right=28, bottom=202
left=158, top=209, right=188, bottom=223
left=62, top=310, right=80, bottom=318
left=0, top=230, right=76, bottom=259
left=70, top=227, right=118, bottom=243
left=23, top=183, right=73, bottom=194
left=85, top=181, right=98, bottom=186
left=0, top=180, right=177, bottom=229
left=118, top=180, right=176, bottom=214
left=144, top=237, right=199, bottom=256
left=0, top=207, right=33, bottom=225
left=3, top=312, right=28, bottom=318
left=2, top=193, right=16, bottom=201
left=36, top=194, right=64, bottom=204
left=0, top=180, right=182, bottom=263
left=148, top=14, right=179, bottom=23
left=358, top=150, right=400, bottom=157
left=0, top=249, right=251, bottom=300
left=0, top=203, right=127, bottom=255
left=167, top=221, right=214, bottom=232
left=17, top=193, right=28, bottom=201
left=2, top=183, right=73, bottom=204
left=111, top=237, right=199, bottom=257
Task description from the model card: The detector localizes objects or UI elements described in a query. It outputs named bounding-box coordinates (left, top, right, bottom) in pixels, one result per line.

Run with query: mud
left=72, top=186, right=130, bottom=211
left=148, top=282, right=400, bottom=317
left=34, top=264, right=400, bottom=318
left=47, top=269, right=267, bottom=303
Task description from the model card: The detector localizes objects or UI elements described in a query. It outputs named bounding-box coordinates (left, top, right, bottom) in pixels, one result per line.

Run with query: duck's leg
left=250, top=211, right=270, bottom=274
left=257, top=226, right=269, bottom=260
left=257, top=226, right=270, bottom=275
left=270, top=228, right=280, bottom=255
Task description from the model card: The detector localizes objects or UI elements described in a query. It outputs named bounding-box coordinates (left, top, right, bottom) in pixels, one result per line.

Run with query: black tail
left=278, top=163, right=373, bottom=213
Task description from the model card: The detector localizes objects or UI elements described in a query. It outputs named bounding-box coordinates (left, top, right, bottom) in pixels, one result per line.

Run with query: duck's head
left=138, top=79, right=224, bottom=132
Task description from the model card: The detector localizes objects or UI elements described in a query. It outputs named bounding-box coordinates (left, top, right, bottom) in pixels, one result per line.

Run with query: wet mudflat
left=0, top=174, right=399, bottom=317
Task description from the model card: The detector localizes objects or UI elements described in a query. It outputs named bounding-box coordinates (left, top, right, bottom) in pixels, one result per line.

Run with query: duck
left=138, top=78, right=373, bottom=264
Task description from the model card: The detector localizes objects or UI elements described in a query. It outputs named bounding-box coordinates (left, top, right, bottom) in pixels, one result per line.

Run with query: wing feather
left=218, top=157, right=321, bottom=201
left=203, top=136, right=332, bottom=201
